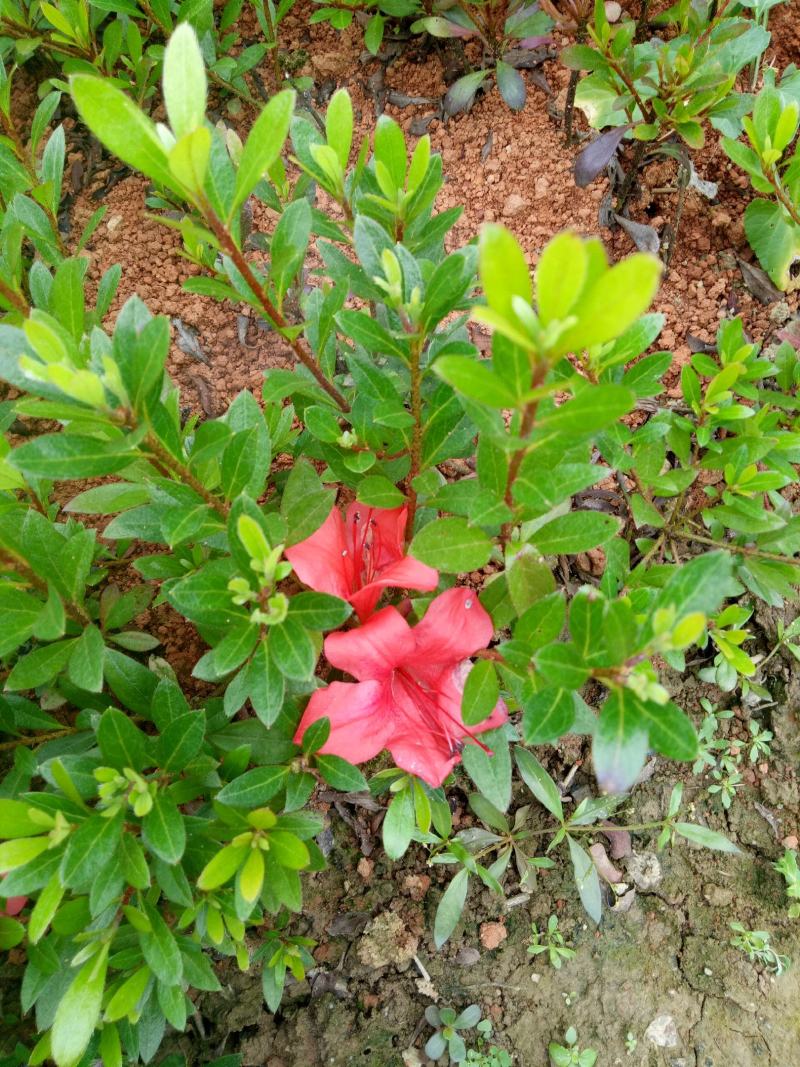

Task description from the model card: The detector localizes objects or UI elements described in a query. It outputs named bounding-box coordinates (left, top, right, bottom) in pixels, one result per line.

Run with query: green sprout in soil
left=548, top=1027, right=598, bottom=1067
left=775, top=849, right=800, bottom=919
left=527, top=914, right=576, bottom=970
left=425, top=1004, right=484, bottom=1064
left=730, top=923, right=790, bottom=976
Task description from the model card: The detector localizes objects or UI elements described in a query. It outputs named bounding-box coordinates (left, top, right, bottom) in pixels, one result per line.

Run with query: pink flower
left=294, top=587, right=507, bottom=787
left=285, top=503, right=439, bottom=622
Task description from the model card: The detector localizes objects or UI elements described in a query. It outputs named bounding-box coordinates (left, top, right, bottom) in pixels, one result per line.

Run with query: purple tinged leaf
left=496, top=61, right=526, bottom=111
left=574, top=125, right=632, bottom=188
left=517, top=34, right=552, bottom=48
left=444, top=70, right=489, bottom=116
left=612, top=212, right=661, bottom=254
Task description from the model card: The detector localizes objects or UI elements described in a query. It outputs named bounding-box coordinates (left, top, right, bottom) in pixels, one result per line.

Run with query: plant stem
left=143, top=432, right=229, bottom=518
left=0, top=727, right=75, bottom=752
left=405, top=337, right=425, bottom=540
left=615, top=139, right=648, bottom=213
left=672, top=530, right=800, bottom=566
left=0, top=550, right=91, bottom=625
left=0, top=276, right=29, bottom=316
left=500, top=361, right=549, bottom=546
left=202, top=204, right=351, bottom=413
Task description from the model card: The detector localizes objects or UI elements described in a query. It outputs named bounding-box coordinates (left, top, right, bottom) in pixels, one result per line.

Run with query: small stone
left=455, top=946, right=481, bottom=967
left=703, top=967, right=713, bottom=976
left=703, top=883, right=734, bottom=907
left=502, top=193, right=528, bottom=217
left=479, top=921, right=508, bottom=950
left=106, top=214, right=124, bottom=233
left=357, top=858, right=374, bottom=881
left=769, top=300, right=793, bottom=325
left=402, top=874, right=431, bottom=901
left=604, top=1, right=622, bottom=20
left=534, top=176, right=549, bottom=200
left=627, top=851, right=662, bottom=892
left=645, top=1014, right=679, bottom=1048
left=357, top=911, right=419, bottom=970
left=782, top=835, right=798, bottom=849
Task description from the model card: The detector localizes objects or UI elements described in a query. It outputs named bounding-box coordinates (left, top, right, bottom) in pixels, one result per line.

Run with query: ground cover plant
left=0, top=0, right=799, bottom=1064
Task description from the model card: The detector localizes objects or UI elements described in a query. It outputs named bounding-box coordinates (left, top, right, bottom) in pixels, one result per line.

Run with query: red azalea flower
left=285, top=503, right=438, bottom=622
left=294, top=587, right=507, bottom=787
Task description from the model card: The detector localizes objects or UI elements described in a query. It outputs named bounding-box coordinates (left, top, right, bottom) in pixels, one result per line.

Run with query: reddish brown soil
left=64, top=0, right=798, bottom=414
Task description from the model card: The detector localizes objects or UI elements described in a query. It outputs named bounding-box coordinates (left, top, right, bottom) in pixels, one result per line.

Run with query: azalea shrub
left=1, top=21, right=799, bottom=1067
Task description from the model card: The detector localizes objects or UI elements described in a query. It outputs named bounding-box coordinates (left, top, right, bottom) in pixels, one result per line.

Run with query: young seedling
left=528, top=914, right=576, bottom=969
left=425, top=1004, right=485, bottom=1064
left=730, top=922, right=789, bottom=975
left=774, top=850, right=800, bottom=919
left=548, top=1026, right=597, bottom=1067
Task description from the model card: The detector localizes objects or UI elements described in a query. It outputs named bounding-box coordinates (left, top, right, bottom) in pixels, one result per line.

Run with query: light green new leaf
left=163, top=23, right=207, bottom=138
left=535, top=230, right=587, bottom=324
left=478, top=224, right=532, bottom=321
left=70, top=75, right=179, bottom=193
left=553, top=254, right=662, bottom=355
left=232, top=90, right=295, bottom=216
left=51, top=944, right=109, bottom=1067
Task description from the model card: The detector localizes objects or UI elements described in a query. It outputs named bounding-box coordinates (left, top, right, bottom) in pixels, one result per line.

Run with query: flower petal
left=349, top=556, right=439, bottom=622
left=285, top=508, right=352, bottom=600
left=345, top=502, right=407, bottom=571
left=324, top=606, right=415, bottom=682
left=294, top=680, right=394, bottom=764
left=385, top=676, right=462, bottom=787
left=406, top=587, right=494, bottom=680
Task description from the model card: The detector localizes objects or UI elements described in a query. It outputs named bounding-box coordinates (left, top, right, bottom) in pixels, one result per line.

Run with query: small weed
left=730, top=923, right=789, bottom=975
left=548, top=1027, right=597, bottom=1067
left=528, top=914, right=576, bottom=970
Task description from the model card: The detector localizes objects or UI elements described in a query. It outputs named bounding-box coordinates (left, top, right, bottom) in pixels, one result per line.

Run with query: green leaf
left=636, top=698, right=698, bottom=762
left=534, top=642, right=588, bottom=688
left=433, top=355, right=517, bottom=408
left=536, top=385, right=635, bottom=435
left=5, top=639, right=76, bottom=690
left=314, top=754, right=368, bottom=792
left=158, top=711, right=206, bottom=772
left=373, top=114, right=406, bottom=190
left=233, top=90, right=295, bottom=215
left=674, top=822, right=741, bottom=855
left=142, top=792, right=186, bottom=864
left=216, top=766, right=289, bottom=807
left=70, top=75, right=178, bottom=193
left=0, top=799, right=48, bottom=838
left=140, top=902, right=183, bottom=986
left=0, top=915, right=25, bottom=949
left=410, top=518, right=492, bottom=573
left=163, top=23, right=207, bottom=139
left=0, top=588, right=43, bottom=656
left=593, top=688, right=649, bottom=793
left=535, top=232, right=586, bottom=325
left=288, top=592, right=352, bottom=631
left=97, top=707, right=148, bottom=772
left=478, top=224, right=532, bottom=321
left=514, top=747, right=563, bottom=821
left=104, top=967, right=150, bottom=1023
left=270, top=198, right=312, bottom=301
left=507, top=552, right=556, bottom=615
left=356, top=475, right=406, bottom=509
left=522, top=687, right=576, bottom=744
left=325, top=88, right=353, bottom=169
left=531, top=512, right=620, bottom=555
left=28, top=872, right=64, bottom=944
left=0, top=836, right=51, bottom=871
left=434, top=867, right=469, bottom=948
left=553, top=254, right=662, bottom=355
left=51, top=943, right=109, bottom=1067
left=60, top=811, right=123, bottom=890
left=270, top=618, right=316, bottom=680
left=744, top=198, right=800, bottom=292
left=383, top=786, right=414, bottom=860
left=197, top=843, right=249, bottom=890
left=281, top=460, right=336, bottom=545
left=567, top=834, right=602, bottom=922
left=462, top=660, right=499, bottom=726
left=11, top=434, right=136, bottom=478
left=462, top=728, right=511, bottom=812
